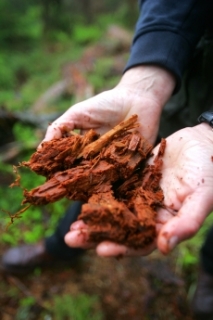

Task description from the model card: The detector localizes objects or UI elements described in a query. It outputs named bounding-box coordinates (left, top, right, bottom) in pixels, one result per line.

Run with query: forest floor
left=0, top=244, right=197, bottom=320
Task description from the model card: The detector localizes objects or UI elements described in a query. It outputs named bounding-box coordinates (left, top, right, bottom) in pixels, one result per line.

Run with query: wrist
left=196, top=123, right=213, bottom=143
left=117, top=65, right=176, bottom=109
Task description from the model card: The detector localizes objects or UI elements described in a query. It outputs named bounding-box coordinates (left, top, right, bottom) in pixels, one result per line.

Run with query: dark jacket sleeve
left=124, top=0, right=208, bottom=92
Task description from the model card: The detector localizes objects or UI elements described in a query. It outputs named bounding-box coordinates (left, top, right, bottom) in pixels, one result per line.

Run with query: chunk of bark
left=16, top=115, right=166, bottom=249
left=22, top=129, right=99, bottom=178
left=77, top=114, right=139, bottom=159
left=79, top=140, right=165, bottom=249
left=80, top=191, right=157, bottom=248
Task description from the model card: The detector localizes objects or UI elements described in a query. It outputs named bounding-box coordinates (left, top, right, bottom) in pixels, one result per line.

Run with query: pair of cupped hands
left=41, top=66, right=213, bottom=256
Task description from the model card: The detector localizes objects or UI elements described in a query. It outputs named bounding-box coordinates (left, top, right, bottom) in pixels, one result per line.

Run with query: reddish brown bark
left=19, top=115, right=166, bottom=249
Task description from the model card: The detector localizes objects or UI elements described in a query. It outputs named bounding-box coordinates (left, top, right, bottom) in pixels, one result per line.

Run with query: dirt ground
left=0, top=246, right=196, bottom=320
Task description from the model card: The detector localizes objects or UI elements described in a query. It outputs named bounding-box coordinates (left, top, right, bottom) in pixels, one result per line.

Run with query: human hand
left=64, top=123, right=213, bottom=256
left=41, top=66, right=175, bottom=145
left=155, top=123, right=213, bottom=254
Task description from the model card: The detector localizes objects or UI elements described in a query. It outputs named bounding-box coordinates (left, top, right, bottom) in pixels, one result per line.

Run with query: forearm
left=117, top=65, right=176, bottom=111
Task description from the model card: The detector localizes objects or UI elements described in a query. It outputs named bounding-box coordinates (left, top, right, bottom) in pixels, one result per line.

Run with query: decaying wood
left=77, top=114, right=139, bottom=159
left=15, top=115, right=166, bottom=249
left=22, top=129, right=100, bottom=178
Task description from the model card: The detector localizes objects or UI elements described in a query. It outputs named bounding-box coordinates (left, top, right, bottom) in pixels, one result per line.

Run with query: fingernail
left=70, top=222, right=79, bottom=230
left=64, top=232, right=74, bottom=246
left=70, top=220, right=84, bottom=230
left=168, top=236, right=179, bottom=251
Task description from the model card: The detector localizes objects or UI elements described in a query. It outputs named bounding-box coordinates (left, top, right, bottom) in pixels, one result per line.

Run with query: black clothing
left=159, top=36, right=213, bottom=138
left=125, top=0, right=209, bottom=92
left=201, top=228, right=213, bottom=276
left=45, top=201, right=84, bottom=259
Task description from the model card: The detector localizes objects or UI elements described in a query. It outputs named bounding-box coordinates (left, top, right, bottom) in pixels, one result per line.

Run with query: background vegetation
left=0, top=0, right=138, bottom=244
left=0, top=0, right=212, bottom=319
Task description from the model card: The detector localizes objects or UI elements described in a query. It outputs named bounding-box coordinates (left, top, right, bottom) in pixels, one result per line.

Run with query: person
left=1, top=0, right=213, bottom=318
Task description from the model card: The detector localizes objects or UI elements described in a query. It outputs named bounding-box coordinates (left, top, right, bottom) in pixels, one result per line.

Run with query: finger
left=36, top=118, right=75, bottom=150
left=64, top=229, right=94, bottom=249
left=70, top=220, right=87, bottom=231
left=96, top=240, right=156, bottom=257
left=40, top=99, right=97, bottom=144
left=68, top=221, right=156, bottom=256
left=157, top=191, right=212, bottom=254
left=43, top=118, right=75, bottom=142
left=41, top=101, right=90, bottom=144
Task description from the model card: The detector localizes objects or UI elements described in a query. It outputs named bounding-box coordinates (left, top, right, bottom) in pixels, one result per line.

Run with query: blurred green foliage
left=0, top=0, right=42, bottom=45
left=0, top=0, right=137, bottom=111
left=73, top=25, right=102, bottom=44
left=52, top=293, right=103, bottom=320
left=177, top=213, right=213, bottom=269
left=15, top=293, right=103, bottom=320
left=0, top=156, right=70, bottom=245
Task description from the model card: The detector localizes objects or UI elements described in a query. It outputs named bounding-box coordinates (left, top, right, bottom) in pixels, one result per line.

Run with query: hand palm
left=64, top=124, right=213, bottom=256
left=156, top=125, right=213, bottom=253
left=43, top=87, right=161, bottom=144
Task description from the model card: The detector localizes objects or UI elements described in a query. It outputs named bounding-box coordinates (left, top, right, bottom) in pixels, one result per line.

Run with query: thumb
left=157, top=192, right=212, bottom=254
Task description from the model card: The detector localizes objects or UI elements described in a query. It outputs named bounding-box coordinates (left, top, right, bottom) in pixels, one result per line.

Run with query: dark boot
left=191, top=268, right=213, bottom=320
